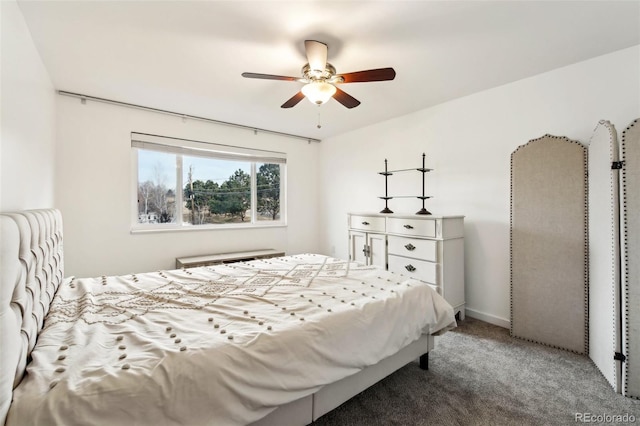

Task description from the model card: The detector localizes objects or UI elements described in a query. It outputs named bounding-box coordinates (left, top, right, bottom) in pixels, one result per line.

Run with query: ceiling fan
left=241, top=40, right=396, bottom=109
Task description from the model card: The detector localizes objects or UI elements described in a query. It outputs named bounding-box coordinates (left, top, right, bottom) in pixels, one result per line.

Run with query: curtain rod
left=57, top=90, right=321, bottom=143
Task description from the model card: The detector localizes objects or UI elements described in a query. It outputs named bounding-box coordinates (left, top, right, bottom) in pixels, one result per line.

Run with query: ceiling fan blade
left=337, top=67, right=396, bottom=83
left=333, top=87, right=361, bottom=109
left=281, top=91, right=305, bottom=108
left=305, top=40, right=328, bottom=72
left=242, top=72, right=298, bottom=81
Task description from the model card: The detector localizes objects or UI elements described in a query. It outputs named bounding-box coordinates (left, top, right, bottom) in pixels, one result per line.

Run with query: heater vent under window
left=176, top=249, right=285, bottom=269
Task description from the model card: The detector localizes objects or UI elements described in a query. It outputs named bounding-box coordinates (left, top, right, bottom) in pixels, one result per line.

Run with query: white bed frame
left=253, top=334, right=432, bottom=425
left=0, top=209, right=434, bottom=426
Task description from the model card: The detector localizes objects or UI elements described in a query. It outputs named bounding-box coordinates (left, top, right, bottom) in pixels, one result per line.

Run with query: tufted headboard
left=0, top=209, right=64, bottom=425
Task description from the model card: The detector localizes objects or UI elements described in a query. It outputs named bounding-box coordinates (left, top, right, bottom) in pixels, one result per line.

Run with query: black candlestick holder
left=379, top=159, right=393, bottom=213
left=416, top=153, right=432, bottom=215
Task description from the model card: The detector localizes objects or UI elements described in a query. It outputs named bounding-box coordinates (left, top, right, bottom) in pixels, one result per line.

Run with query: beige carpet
left=313, top=318, right=640, bottom=425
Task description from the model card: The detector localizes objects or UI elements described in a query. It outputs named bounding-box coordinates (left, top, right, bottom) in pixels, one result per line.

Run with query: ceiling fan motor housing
left=301, top=63, right=343, bottom=84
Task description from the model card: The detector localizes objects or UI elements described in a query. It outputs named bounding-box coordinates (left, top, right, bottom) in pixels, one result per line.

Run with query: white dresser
left=348, top=213, right=465, bottom=319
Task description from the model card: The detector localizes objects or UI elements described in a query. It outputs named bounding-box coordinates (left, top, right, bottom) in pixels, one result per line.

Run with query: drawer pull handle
left=404, top=243, right=416, bottom=251
left=405, top=264, right=416, bottom=272
left=403, top=224, right=414, bottom=229
left=362, top=221, right=370, bottom=225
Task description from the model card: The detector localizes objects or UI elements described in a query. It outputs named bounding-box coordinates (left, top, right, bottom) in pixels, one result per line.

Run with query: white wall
left=319, top=45, right=640, bottom=328
left=0, top=1, right=56, bottom=211
left=56, top=97, right=320, bottom=277
left=7, top=0, right=638, bottom=324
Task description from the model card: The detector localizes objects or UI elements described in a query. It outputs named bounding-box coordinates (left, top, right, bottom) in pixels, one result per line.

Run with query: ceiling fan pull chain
left=317, top=106, right=322, bottom=129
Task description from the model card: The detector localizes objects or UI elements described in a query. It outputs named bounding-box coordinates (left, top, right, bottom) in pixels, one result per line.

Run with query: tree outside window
left=257, top=163, right=280, bottom=221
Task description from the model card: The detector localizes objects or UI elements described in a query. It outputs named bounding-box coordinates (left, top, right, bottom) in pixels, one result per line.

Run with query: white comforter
left=6, top=254, right=455, bottom=426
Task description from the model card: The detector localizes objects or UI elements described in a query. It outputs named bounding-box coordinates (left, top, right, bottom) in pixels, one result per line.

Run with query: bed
left=0, top=209, right=456, bottom=426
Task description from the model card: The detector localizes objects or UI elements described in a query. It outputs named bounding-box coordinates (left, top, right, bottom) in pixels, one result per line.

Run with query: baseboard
left=465, top=308, right=510, bottom=329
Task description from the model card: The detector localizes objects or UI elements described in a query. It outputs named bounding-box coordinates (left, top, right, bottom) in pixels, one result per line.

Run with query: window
left=132, top=133, right=285, bottom=230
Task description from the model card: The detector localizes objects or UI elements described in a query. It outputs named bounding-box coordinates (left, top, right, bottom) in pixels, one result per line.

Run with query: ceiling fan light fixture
left=301, top=81, right=336, bottom=105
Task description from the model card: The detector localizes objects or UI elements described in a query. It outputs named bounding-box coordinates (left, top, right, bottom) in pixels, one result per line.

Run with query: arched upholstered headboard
left=0, top=209, right=64, bottom=424
left=621, top=118, right=640, bottom=399
left=510, top=135, right=588, bottom=354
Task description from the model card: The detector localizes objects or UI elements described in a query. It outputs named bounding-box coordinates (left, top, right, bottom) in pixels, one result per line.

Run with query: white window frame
left=131, top=132, right=287, bottom=232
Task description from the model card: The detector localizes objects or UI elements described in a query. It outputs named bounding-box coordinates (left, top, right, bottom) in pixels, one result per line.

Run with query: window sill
left=131, top=222, right=287, bottom=234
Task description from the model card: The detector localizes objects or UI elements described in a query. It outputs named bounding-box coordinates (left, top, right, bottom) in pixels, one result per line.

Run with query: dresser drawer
left=349, top=215, right=385, bottom=232
left=387, top=217, right=436, bottom=238
left=387, top=236, right=438, bottom=262
left=388, top=255, right=439, bottom=285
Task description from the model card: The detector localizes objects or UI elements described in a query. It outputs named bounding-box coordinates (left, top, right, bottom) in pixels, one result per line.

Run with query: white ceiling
left=17, top=0, right=640, bottom=141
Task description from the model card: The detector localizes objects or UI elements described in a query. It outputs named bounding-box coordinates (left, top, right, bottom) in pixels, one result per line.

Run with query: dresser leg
left=419, top=353, right=429, bottom=370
